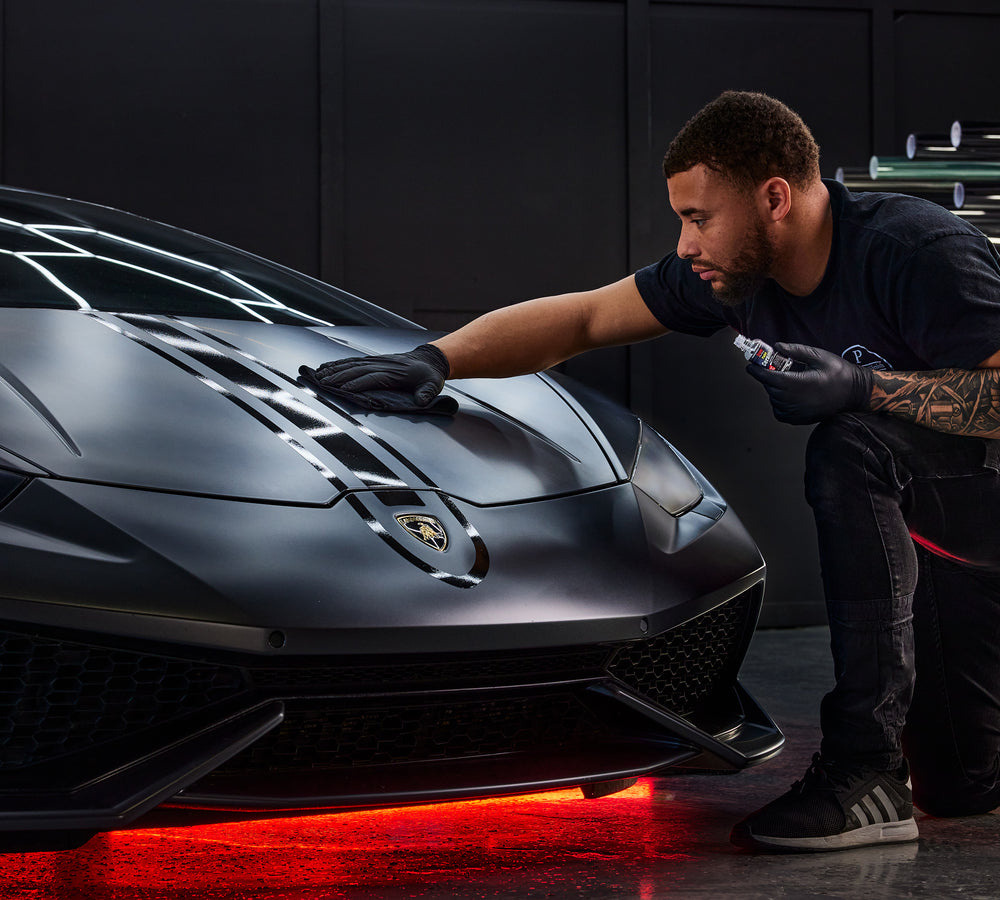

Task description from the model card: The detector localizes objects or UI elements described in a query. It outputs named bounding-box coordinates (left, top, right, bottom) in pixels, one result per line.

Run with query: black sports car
left=0, top=185, right=782, bottom=850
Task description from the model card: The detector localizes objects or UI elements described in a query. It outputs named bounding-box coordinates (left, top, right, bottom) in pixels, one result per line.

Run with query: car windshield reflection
left=0, top=212, right=384, bottom=327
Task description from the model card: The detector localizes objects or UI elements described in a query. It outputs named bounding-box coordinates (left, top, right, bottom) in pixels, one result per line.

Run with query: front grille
left=0, top=586, right=758, bottom=777
left=250, top=647, right=610, bottom=691
left=0, top=631, right=245, bottom=770
left=606, top=589, right=756, bottom=716
left=214, top=692, right=608, bottom=776
left=214, top=589, right=758, bottom=778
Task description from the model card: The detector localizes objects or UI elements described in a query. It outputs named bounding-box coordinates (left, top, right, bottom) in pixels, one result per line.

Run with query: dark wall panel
left=340, top=0, right=628, bottom=329
left=638, top=4, right=872, bottom=626
left=893, top=12, right=1000, bottom=156
left=3, top=0, right=320, bottom=274
left=645, top=3, right=871, bottom=264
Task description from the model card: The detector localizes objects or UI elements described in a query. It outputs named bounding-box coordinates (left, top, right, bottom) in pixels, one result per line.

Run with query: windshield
left=0, top=191, right=407, bottom=328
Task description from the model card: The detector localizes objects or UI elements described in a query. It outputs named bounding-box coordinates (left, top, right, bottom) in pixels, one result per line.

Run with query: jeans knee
left=804, top=414, right=869, bottom=509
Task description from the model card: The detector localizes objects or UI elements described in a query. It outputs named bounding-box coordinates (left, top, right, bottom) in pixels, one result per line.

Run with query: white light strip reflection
left=95, top=255, right=237, bottom=301
left=2, top=218, right=336, bottom=326
left=25, top=225, right=97, bottom=253
left=95, top=230, right=222, bottom=271
left=226, top=299, right=273, bottom=324
left=27, top=224, right=95, bottom=231
left=219, top=271, right=333, bottom=326
left=15, top=255, right=92, bottom=309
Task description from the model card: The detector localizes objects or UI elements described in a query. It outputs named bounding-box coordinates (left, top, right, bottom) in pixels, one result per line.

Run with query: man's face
left=667, top=165, right=775, bottom=306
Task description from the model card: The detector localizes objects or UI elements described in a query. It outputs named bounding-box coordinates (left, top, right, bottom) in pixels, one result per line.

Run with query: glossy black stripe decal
left=93, top=311, right=488, bottom=588
left=177, top=320, right=439, bottom=488
left=86, top=312, right=346, bottom=488
left=117, top=314, right=407, bottom=490
left=171, top=320, right=491, bottom=588
left=345, top=493, right=489, bottom=588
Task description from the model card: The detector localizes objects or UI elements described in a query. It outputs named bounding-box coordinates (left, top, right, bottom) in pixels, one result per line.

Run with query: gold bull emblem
left=395, top=514, right=449, bottom=552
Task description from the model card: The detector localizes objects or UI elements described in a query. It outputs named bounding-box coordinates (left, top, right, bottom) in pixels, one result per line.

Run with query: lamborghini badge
left=395, top=514, right=449, bottom=552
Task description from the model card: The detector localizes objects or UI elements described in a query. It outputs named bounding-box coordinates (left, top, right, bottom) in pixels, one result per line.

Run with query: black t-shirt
left=634, top=179, right=1000, bottom=371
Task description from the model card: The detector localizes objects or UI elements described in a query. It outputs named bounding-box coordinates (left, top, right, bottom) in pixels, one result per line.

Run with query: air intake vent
left=0, top=631, right=245, bottom=769
left=605, top=589, right=757, bottom=716
left=212, top=692, right=609, bottom=775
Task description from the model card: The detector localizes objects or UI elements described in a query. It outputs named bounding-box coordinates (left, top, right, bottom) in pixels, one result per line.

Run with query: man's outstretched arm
left=304, top=275, right=669, bottom=408
left=432, top=275, right=667, bottom=379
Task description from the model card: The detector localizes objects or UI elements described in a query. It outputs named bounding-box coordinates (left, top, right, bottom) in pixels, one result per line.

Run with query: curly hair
left=662, top=91, right=820, bottom=192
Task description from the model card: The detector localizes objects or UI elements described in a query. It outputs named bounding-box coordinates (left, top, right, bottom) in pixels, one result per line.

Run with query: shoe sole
left=731, top=817, right=919, bottom=852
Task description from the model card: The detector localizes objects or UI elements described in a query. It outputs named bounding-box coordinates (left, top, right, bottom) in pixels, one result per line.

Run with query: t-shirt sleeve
left=893, top=232, right=1000, bottom=369
left=634, top=253, right=731, bottom=337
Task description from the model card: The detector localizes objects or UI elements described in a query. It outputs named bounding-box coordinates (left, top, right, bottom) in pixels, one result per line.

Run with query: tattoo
left=870, top=368, right=1000, bottom=437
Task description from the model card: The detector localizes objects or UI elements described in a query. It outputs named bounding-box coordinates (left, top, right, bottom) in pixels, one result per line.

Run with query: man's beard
left=708, top=220, right=775, bottom=307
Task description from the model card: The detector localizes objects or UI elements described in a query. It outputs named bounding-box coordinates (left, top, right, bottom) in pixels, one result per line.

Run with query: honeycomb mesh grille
left=216, top=591, right=757, bottom=777
left=606, top=591, right=755, bottom=716
left=250, top=647, right=610, bottom=690
left=0, top=588, right=757, bottom=774
left=214, top=693, right=609, bottom=775
left=0, top=631, right=245, bottom=770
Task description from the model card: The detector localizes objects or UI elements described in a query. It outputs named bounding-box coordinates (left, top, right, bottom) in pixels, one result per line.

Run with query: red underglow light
left=0, top=780, right=691, bottom=899
left=909, top=531, right=974, bottom=565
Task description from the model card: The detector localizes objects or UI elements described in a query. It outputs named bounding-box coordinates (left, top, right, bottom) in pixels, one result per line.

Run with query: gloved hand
left=745, top=342, right=874, bottom=425
left=298, top=343, right=455, bottom=415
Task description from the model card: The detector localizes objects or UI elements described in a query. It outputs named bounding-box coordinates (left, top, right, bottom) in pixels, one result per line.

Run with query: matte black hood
left=0, top=309, right=622, bottom=506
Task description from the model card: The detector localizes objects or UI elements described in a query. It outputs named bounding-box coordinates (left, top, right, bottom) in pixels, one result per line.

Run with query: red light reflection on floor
left=0, top=780, right=698, bottom=899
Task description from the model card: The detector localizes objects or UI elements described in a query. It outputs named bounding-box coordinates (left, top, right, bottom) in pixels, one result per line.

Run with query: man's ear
left=759, top=177, right=792, bottom=222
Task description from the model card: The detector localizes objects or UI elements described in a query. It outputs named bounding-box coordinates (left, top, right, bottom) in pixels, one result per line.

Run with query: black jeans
left=804, top=413, right=1000, bottom=816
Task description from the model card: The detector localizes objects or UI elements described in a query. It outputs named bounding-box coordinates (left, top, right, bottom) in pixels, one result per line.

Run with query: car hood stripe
left=173, top=316, right=439, bottom=489
left=87, top=312, right=489, bottom=588
left=105, top=313, right=411, bottom=491
left=86, top=312, right=345, bottom=489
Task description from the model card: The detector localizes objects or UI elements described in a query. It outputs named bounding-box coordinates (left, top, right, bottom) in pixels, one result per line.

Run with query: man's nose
left=676, top=227, right=699, bottom=260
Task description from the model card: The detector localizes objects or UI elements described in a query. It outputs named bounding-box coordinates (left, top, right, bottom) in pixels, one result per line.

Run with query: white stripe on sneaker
left=851, top=787, right=901, bottom=829
left=872, top=785, right=900, bottom=822
left=862, top=794, right=882, bottom=823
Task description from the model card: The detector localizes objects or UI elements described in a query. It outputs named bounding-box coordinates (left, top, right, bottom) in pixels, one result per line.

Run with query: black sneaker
left=730, top=753, right=919, bottom=852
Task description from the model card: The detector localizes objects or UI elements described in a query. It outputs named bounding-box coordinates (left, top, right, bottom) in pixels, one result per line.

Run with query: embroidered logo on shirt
left=842, top=345, right=892, bottom=370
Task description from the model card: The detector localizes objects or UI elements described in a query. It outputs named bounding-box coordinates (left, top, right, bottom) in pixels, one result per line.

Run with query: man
left=304, top=91, right=1000, bottom=852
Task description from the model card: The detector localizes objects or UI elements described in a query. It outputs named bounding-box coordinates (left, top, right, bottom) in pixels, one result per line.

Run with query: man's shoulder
left=829, top=179, right=980, bottom=251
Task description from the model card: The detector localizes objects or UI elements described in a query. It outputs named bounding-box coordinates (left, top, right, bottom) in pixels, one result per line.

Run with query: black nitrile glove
left=298, top=343, right=456, bottom=415
left=745, top=342, right=874, bottom=425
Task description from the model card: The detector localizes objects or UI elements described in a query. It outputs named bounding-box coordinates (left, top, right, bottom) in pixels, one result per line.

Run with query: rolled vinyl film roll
left=953, top=184, right=1000, bottom=210
left=869, top=156, right=1000, bottom=181
left=951, top=121, right=1000, bottom=149
left=837, top=175, right=960, bottom=208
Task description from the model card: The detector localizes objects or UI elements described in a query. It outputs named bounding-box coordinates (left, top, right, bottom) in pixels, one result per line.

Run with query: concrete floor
left=1, top=626, right=998, bottom=899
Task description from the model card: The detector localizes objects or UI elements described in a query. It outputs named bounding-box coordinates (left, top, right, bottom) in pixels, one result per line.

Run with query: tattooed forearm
left=869, top=368, right=1000, bottom=437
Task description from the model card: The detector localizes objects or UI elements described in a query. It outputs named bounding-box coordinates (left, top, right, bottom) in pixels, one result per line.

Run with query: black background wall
left=3, top=0, right=999, bottom=626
